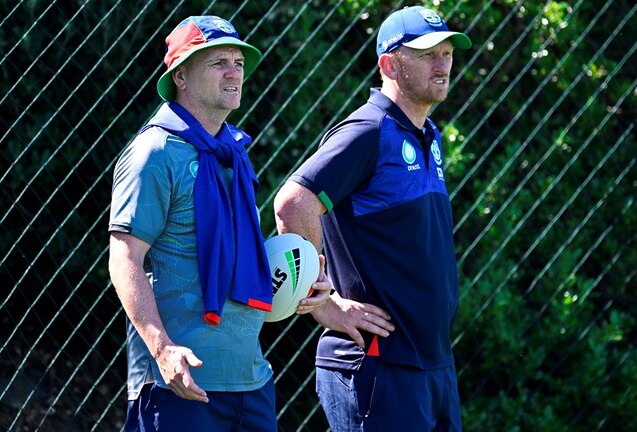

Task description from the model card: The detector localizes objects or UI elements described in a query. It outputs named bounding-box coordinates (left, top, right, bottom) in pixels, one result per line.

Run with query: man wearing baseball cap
left=109, top=15, right=332, bottom=431
left=274, top=6, right=471, bottom=431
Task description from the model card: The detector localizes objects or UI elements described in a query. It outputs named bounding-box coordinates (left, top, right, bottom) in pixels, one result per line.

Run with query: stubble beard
left=407, top=83, right=449, bottom=106
left=399, top=71, right=449, bottom=106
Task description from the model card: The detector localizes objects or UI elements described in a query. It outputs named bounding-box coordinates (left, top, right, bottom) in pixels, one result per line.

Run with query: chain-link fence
left=1, top=0, right=635, bottom=431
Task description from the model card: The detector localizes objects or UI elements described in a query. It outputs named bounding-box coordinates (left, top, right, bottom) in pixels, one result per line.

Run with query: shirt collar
left=368, top=87, right=435, bottom=139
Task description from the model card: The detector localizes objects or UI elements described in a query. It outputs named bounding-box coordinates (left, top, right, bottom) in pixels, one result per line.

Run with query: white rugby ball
left=264, top=233, right=320, bottom=322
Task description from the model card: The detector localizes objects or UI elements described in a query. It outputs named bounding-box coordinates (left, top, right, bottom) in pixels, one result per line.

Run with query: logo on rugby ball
left=271, top=248, right=302, bottom=295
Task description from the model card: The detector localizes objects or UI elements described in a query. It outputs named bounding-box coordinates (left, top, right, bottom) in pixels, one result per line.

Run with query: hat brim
left=403, top=31, right=472, bottom=51
left=156, top=37, right=263, bottom=102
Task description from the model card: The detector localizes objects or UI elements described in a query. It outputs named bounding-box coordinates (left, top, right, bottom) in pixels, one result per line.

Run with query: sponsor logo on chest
left=189, top=161, right=199, bottom=178
left=401, top=139, right=445, bottom=181
left=402, top=140, right=421, bottom=171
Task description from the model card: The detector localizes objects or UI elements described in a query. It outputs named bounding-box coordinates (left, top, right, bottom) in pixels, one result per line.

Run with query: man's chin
left=424, top=95, right=448, bottom=105
left=432, top=90, right=449, bottom=104
left=221, top=99, right=241, bottom=111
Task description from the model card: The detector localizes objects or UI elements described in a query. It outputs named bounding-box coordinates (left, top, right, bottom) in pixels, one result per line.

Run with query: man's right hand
left=156, top=344, right=209, bottom=403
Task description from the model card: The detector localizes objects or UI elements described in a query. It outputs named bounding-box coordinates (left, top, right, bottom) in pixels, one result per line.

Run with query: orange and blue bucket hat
left=157, top=16, right=262, bottom=101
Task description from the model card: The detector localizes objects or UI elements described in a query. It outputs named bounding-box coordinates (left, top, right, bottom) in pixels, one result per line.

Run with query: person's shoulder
left=136, top=125, right=185, bottom=147
left=321, top=103, right=383, bottom=149
left=119, top=126, right=192, bottom=169
left=324, top=101, right=383, bottom=135
left=346, top=100, right=386, bottom=124
left=131, top=126, right=196, bottom=157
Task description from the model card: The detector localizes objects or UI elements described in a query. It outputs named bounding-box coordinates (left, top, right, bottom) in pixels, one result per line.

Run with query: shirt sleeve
left=290, top=118, right=380, bottom=211
left=109, top=129, right=172, bottom=245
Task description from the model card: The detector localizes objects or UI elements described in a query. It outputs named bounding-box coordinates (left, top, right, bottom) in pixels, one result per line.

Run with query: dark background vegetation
left=1, top=0, right=635, bottom=430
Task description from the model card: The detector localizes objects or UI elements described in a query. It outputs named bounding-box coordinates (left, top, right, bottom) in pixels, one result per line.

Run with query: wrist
left=145, top=329, right=172, bottom=360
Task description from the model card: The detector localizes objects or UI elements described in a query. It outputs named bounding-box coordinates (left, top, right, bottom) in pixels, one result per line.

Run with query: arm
left=108, top=231, right=208, bottom=402
left=274, top=181, right=395, bottom=348
left=274, top=180, right=331, bottom=312
left=274, top=180, right=326, bottom=251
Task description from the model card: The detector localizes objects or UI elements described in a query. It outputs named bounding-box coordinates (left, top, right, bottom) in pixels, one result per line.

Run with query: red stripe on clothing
left=248, top=298, right=273, bottom=312
left=367, top=335, right=380, bottom=357
left=203, top=312, right=221, bottom=325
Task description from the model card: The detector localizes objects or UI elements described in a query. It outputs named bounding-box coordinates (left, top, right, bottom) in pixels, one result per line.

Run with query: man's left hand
left=296, top=255, right=331, bottom=314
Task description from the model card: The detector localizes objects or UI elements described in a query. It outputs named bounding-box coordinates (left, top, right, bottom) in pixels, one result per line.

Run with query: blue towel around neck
left=142, top=103, right=272, bottom=325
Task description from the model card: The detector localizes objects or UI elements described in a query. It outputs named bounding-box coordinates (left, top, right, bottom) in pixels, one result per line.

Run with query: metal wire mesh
left=1, top=0, right=635, bottom=431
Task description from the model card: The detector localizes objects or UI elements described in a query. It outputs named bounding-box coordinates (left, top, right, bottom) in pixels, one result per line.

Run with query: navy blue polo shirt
left=290, top=88, right=459, bottom=371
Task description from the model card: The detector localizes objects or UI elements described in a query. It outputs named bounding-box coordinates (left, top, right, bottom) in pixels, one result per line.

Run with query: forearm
left=274, top=182, right=395, bottom=344
left=118, top=271, right=170, bottom=356
left=109, top=233, right=172, bottom=358
left=274, top=180, right=326, bottom=252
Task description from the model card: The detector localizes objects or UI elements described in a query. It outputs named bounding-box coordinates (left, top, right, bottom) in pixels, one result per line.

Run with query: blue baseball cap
left=376, top=6, right=472, bottom=57
left=157, top=16, right=262, bottom=102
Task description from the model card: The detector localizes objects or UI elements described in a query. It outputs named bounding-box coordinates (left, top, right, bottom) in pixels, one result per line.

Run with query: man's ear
left=378, top=53, right=398, bottom=80
left=172, top=66, right=186, bottom=91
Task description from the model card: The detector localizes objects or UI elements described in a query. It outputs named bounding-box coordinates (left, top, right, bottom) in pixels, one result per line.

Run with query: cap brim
left=156, top=38, right=263, bottom=102
left=403, top=31, right=472, bottom=51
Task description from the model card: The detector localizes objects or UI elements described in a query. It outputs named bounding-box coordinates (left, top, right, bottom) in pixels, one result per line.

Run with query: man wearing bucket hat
left=274, top=6, right=471, bottom=431
left=109, top=15, right=330, bottom=431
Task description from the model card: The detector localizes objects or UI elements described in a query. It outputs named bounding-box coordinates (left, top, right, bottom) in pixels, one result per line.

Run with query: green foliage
left=0, top=0, right=635, bottom=430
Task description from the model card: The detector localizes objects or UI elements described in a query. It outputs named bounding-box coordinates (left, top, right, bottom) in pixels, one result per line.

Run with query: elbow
left=273, top=181, right=325, bottom=236
left=273, top=180, right=311, bottom=233
left=273, top=192, right=296, bottom=231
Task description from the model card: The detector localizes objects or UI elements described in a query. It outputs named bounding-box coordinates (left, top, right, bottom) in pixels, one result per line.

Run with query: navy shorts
left=124, top=377, right=276, bottom=432
left=316, top=357, right=461, bottom=432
